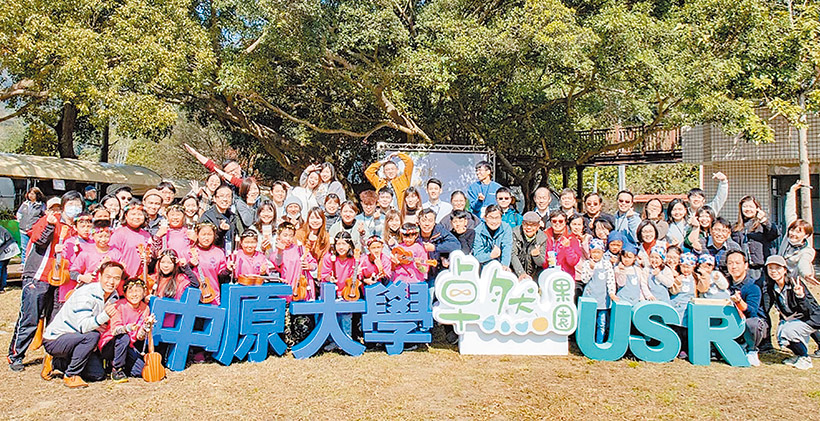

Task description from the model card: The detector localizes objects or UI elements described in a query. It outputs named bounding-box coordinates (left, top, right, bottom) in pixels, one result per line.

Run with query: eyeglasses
left=551, top=219, right=566, bottom=224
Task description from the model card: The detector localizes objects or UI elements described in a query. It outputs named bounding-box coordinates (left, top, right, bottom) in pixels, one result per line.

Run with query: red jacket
left=23, top=214, right=75, bottom=283
left=543, top=228, right=583, bottom=279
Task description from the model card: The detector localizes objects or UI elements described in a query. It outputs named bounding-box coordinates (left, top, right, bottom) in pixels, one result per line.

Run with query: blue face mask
left=64, top=205, right=82, bottom=220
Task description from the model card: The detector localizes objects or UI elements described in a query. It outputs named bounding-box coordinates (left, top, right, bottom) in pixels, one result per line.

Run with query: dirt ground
left=1, top=285, right=819, bottom=420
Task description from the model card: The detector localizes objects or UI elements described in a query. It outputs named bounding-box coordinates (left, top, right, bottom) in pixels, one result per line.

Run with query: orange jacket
left=364, top=152, right=414, bottom=207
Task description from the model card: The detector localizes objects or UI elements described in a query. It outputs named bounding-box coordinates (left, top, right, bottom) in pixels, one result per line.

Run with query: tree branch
left=0, top=79, right=49, bottom=101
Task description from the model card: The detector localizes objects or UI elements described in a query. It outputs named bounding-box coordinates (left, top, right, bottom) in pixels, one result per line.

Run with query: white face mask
left=64, top=205, right=82, bottom=220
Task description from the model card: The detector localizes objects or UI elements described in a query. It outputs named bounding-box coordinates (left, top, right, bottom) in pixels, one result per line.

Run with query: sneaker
left=445, top=330, right=459, bottom=345
left=678, top=351, right=688, bottom=360
left=323, top=343, right=339, bottom=352
left=794, top=356, right=813, bottom=370
left=810, top=349, right=820, bottom=359
left=746, top=351, right=760, bottom=367
left=63, top=375, right=88, bottom=389
left=111, top=368, right=128, bottom=383
left=783, top=355, right=800, bottom=366
left=9, top=359, right=24, bottom=372
left=40, top=354, right=53, bottom=381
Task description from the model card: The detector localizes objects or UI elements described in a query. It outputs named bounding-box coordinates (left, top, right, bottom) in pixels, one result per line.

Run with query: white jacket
left=44, top=283, right=113, bottom=340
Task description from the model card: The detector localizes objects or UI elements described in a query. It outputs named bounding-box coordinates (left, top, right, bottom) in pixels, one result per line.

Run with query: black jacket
left=732, top=219, right=780, bottom=267
left=766, top=278, right=820, bottom=329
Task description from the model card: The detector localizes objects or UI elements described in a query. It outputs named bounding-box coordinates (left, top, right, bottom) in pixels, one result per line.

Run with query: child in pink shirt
left=320, top=232, right=357, bottom=298
left=154, top=204, right=193, bottom=260
left=110, top=204, right=152, bottom=281
left=189, top=223, right=228, bottom=305
left=270, top=222, right=318, bottom=347
left=360, top=236, right=393, bottom=286
left=58, top=214, right=95, bottom=303
left=67, top=224, right=121, bottom=296
left=270, top=222, right=318, bottom=302
left=390, top=224, right=428, bottom=284
left=230, top=230, right=273, bottom=279
left=100, top=278, right=156, bottom=381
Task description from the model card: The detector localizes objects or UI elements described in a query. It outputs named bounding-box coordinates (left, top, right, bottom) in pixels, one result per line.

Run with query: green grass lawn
left=1, top=287, right=819, bottom=420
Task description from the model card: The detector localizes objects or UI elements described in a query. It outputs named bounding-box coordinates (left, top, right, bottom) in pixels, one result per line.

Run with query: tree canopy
left=1, top=0, right=811, bottom=191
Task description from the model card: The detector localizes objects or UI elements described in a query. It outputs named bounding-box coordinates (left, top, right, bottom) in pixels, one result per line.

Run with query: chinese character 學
left=290, top=283, right=366, bottom=359
left=150, top=288, right=227, bottom=372
left=214, top=283, right=291, bottom=365
left=361, top=281, right=433, bottom=355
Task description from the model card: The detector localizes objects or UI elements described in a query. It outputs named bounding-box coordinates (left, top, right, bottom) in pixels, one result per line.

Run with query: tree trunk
left=798, top=93, right=812, bottom=221
left=58, top=103, right=78, bottom=159
left=576, top=166, right=584, bottom=208
left=561, top=166, right=569, bottom=189
left=100, top=121, right=110, bottom=163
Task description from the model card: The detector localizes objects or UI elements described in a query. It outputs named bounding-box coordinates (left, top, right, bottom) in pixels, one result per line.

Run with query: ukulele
left=392, top=246, right=438, bottom=267
left=340, top=248, right=363, bottom=301
left=48, top=226, right=71, bottom=287
left=142, top=323, right=165, bottom=382
left=138, top=243, right=154, bottom=293
left=192, top=247, right=218, bottom=304
left=292, top=245, right=310, bottom=301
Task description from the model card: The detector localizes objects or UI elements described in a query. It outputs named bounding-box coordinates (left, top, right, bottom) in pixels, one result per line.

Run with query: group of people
left=5, top=145, right=820, bottom=389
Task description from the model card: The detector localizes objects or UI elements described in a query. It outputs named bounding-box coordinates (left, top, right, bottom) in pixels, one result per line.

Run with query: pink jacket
left=544, top=229, right=583, bottom=279
left=359, top=252, right=393, bottom=282
left=99, top=298, right=148, bottom=348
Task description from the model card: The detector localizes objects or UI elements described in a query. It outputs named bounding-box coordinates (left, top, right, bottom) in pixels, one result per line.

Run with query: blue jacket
left=501, top=208, right=523, bottom=228
left=472, top=221, right=513, bottom=267
left=729, top=275, right=763, bottom=319
left=614, top=211, right=640, bottom=246
left=466, top=181, right=502, bottom=216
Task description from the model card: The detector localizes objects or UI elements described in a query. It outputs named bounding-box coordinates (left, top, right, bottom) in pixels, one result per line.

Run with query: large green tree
left=0, top=0, right=796, bottom=195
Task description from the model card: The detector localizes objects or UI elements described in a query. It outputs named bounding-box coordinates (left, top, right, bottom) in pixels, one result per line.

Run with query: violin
left=48, top=226, right=71, bottom=287
left=340, top=249, right=362, bottom=301
left=392, top=246, right=438, bottom=267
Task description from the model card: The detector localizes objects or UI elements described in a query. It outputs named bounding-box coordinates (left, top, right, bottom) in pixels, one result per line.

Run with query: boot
left=63, top=376, right=88, bottom=389
left=40, top=354, right=53, bottom=381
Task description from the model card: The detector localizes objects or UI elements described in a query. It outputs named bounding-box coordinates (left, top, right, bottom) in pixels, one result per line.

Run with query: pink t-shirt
left=56, top=236, right=94, bottom=302
left=359, top=253, right=393, bottom=281
left=270, top=244, right=318, bottom=302
left=158, top=226, right=191, bottom=261
left=234, top=251, right=270, bottom=277
left=99, top=298, right=148, bottom=348
left=320, top=254, right=356, bottom=297
left=152, top=273, right=193, bottom=328
left=192, top=245, right=226, bottom=305
left=110, top=226, right=152, bottom=279
left=391, top=243, right=428, bottom=283
left=63, top=247, right=122, bottom=301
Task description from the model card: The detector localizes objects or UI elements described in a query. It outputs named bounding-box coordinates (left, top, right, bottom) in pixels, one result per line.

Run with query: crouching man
left=42, top=261, right=124, bottom=388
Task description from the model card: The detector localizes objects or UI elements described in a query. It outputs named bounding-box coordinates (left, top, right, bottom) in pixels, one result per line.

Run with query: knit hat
left=283, top=195, right=303, bottom=212
left=697, top=254, right=715, bottom=265
left=650, top=245, right=666, bottom=260
left=680, top=253, right=698, bottom=267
